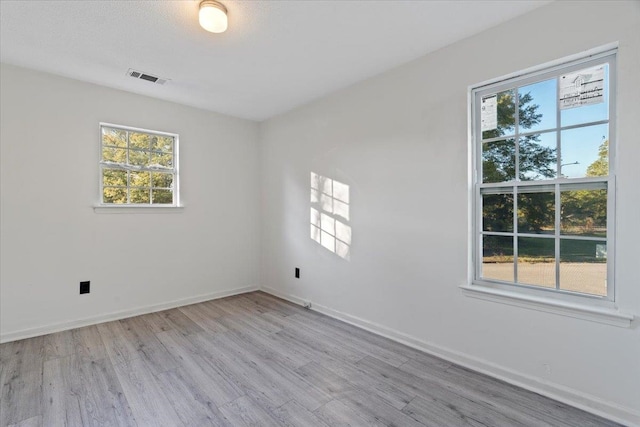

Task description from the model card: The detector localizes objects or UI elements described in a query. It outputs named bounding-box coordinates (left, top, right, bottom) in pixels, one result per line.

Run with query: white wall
left=0, top=64, right=261, bottom=340
left=259, top=1, right=640, bottom=424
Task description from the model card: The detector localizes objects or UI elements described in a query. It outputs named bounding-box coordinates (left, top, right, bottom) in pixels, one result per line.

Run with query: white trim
left=100, top=122, right=177, bottom=138
left=470, top=49, right=617, bottom=303
left=99, top=123, right=179, bottom=206
left=0, top=285, right=257, bottom=344
left=460, top=284, right=633, bottom=327
left=261, top=286, right=308, bottom=306
left=260, top=286, right=639, bottom=427
left=93, top=205, right=184, bottom=214
left=470, top=43, right=618, bottom=92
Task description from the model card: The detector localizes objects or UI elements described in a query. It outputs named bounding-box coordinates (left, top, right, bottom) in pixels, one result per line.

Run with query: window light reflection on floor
left=310, top=172, right=351, bottom=260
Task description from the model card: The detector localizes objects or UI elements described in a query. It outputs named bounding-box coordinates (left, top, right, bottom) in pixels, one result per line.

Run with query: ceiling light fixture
left=199, top=0, right=228, bottom=33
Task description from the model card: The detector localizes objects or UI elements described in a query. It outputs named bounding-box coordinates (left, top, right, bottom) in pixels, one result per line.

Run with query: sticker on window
left=481, top=94, right=498, bottom=131
left=559, top=65, right=605, bottom=110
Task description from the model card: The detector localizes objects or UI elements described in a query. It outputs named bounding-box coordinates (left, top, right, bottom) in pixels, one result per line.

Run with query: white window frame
left=464, top=47, right=632, bottom=327
left=96, top=123, right=181, bottom=210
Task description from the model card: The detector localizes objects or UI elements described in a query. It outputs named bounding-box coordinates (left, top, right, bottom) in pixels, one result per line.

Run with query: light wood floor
left=0, top=291, right=619, bottom=427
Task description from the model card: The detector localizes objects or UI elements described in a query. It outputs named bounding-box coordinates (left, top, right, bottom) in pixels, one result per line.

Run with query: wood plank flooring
left=0, top=291, right=620, bottom=427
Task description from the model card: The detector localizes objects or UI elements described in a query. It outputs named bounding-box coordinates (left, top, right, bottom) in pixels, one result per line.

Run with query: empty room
left=1, top=1, right=639, bottom=426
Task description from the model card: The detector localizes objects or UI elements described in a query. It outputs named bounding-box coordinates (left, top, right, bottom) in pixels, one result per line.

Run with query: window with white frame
left=472, top=50, right=615, bottom=302
left=99, top=124, right=178, bottom=206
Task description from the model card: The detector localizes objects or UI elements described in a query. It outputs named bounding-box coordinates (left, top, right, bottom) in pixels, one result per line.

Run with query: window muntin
left=100, top=124, right=178, bottom=206
left=473, top=51, right=615, bottom=301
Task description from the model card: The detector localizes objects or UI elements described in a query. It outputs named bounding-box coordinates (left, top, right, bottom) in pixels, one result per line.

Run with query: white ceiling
left=0, top=0, right=551, bottom=121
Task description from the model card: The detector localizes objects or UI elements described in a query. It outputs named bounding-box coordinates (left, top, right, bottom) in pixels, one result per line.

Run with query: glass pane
left=102, top=147, right=126, bottom=163
left=129, top=149, right=150, bottom=167
left=482, top=193, right=513, bottom=232
left=560, top=188, right=607, bottom=237
left=150, top=135, right=173, bottom=152
left=151, top=152, right=173, bottom=168
left=102, top=128, right=126, bottom=148
left=130, top=171, right=150, bottom=187
left=482, top=138, right=515, bottom=183
left=152, top=189, right=173, bottom=204
left=560, top=124, right=608, bottom=179
left=103, top=187, right=127, bottom=204
left=561, top=63, right=608, bottom=127
left=519, top=132, right=557, bottom=181
left=102, top=169, right=126, bottom=187
left=152, top=172, right=173, bottom=188
left=518, top=78, right=557, bottom=133
left=130, top=188, right=150, bottom=204
left=129, top=132, right=150, bottom=150
left=482, top=89, right=515, bottom=140
left=517, top=237, right=555, bottom=288
left=560, top=239, right=607, bottom=296
left=517, top=191, right=554, bottom=234
left=482, top=235, right=514, bottom=283
left=310, top=188, right=319, bottom=203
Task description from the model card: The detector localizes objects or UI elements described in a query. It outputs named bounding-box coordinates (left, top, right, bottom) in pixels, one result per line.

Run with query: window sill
left=93, top=205, right=184, bottom=214
left=460, top=284, right=634, bottom=328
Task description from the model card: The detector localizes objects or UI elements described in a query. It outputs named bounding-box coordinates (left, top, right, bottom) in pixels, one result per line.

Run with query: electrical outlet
left=80, top=281, right=90, bottom=294
left=295, top=267, right=300, bottom=278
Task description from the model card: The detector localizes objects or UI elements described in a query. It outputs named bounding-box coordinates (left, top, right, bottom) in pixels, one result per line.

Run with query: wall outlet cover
left=80, top=281, right=90, bottom=294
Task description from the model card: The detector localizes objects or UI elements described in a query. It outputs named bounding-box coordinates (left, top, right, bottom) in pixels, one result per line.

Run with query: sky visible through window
left=517, top=66, right=609, bottom=178
left=478, top=58, right=612, bottom=297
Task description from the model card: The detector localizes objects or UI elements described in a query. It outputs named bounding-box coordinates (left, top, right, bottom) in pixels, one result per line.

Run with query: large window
left=472, top=50, right=615, bottom=302
left=99, top=124, right=179, bottom=206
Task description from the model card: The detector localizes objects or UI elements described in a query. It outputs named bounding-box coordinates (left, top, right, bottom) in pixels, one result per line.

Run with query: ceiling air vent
left=126, top=68, right=169, bottom=85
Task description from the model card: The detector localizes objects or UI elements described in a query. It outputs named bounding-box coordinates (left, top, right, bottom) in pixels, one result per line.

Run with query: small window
left=99, top=124, right=179, bottom=206
left=472, top=50, right=615, bottom=302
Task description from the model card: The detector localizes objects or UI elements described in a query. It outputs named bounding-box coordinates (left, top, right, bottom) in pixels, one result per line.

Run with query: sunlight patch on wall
left=310, top=172, right=351, bottom=260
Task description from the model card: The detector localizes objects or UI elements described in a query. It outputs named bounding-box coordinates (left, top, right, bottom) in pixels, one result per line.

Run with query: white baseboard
left=261, top=286, right=639, bottom=427
left=0, top=285, right=258, bottom=344
left=2, top=284, right=636, bottom=425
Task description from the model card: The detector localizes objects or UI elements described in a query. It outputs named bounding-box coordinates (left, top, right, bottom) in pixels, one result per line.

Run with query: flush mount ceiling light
left=199, top=0, right=228, bottom=33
